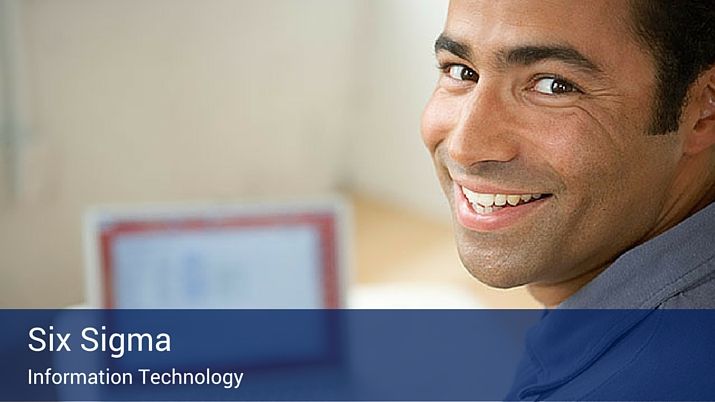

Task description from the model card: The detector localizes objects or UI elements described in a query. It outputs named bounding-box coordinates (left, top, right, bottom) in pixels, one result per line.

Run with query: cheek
left=523, top=111, right=628, bottom=194
left=527, top=108, right=677, bottom=219
left=421, top=91, right=461, bottom=153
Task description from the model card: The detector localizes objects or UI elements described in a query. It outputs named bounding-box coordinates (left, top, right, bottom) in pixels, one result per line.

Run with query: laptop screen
left=83, top=199, right=348, bottom=309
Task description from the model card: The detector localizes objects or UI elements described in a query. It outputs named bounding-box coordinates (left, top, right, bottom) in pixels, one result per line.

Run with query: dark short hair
left=629, top=0, right=715, bottom=134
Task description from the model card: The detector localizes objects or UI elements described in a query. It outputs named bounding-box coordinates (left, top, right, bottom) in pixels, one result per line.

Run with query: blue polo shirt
left=505, top=202, right=715, bottom=400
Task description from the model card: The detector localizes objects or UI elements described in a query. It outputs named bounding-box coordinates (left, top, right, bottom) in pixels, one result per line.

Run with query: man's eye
left=533, top=77, right=579, bottom=95
left=446, top=65, right=478, bottom=82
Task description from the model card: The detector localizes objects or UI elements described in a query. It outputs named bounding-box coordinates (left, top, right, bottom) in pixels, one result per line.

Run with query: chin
left=464, top=265, right=530, bottom=289
left=456, top=245, right=540, bottom=289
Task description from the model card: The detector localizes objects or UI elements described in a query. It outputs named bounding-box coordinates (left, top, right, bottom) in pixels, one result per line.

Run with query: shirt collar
left=560, top=201, right=715, bottom=309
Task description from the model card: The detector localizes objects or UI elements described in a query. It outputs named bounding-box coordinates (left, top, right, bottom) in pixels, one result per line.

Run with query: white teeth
left=460, top=186, right=548, bottom=214
left=476, top=193, right=495, bottom=207
left=506, top=195, right=521, bottom=206
left=461, top=187, right=478, bottom=203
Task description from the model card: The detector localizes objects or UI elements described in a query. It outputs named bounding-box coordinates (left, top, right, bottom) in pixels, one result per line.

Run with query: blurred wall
left=0, top=0, right=359, bottom=307
left=348, top=0, right=449, bottom=219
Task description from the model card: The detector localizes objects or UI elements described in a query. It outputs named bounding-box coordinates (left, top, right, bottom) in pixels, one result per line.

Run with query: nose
left=447, top=84, right=520, bottom=169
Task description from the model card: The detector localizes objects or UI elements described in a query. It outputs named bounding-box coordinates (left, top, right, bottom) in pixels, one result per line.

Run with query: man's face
left=422, top=0, right=685, bottom=289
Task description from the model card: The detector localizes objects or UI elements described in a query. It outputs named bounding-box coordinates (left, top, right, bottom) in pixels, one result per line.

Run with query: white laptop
left=82, top=197, right=350, bottom=309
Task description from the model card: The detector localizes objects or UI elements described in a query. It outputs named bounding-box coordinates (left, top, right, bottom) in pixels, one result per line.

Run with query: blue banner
left=1, top=309, right=714, bottom=401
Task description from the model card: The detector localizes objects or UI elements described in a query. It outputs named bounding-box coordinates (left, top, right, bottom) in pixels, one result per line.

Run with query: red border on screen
left=98, top=213, right=339, bottom=308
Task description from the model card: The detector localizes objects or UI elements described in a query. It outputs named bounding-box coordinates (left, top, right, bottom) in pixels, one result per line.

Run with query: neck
left=647, top=155, right=715, bottom=240
left=527, top=266, right=606, bottom=308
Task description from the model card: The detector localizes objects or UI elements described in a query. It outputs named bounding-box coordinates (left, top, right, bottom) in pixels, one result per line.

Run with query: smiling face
left=422, top=0, right=691, bottom=296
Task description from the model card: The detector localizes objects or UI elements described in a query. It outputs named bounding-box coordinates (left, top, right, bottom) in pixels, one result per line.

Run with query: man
left=422, top=0, right=715, bottom=399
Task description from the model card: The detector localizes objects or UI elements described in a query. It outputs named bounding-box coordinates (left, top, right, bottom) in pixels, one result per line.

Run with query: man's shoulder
left=583, top=308, right=715, bottom=400
left=658, top=256, right=715, bottom=308
left=538, top=308, right=715, bottom=400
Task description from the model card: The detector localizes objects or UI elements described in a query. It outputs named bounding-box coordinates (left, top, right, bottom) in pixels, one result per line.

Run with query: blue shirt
left=506, top=202, right=715, bottom=400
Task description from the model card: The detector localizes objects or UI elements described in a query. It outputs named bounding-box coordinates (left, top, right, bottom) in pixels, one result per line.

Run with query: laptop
left=82, top=197, right=350, bottom=309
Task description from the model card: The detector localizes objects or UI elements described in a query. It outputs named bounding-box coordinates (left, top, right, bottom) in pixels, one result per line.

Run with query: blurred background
left=0, top=0, right=537, bottom=308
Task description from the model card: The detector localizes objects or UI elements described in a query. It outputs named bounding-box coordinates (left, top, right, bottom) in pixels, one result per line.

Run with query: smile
left=461, top=187, right=546, bottom=214
left=453, top=183, right=552, bottom=232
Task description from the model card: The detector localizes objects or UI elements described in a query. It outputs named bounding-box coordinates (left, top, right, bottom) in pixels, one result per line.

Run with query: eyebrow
left=434, top=34, right=472, bottom=61
left=497, top=46, right=603, bottom=75
left=434, top=34, right=604, bottom=76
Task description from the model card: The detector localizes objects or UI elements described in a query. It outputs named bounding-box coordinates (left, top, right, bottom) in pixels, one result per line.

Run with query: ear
left=684, top=69, right=715, bottom=156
